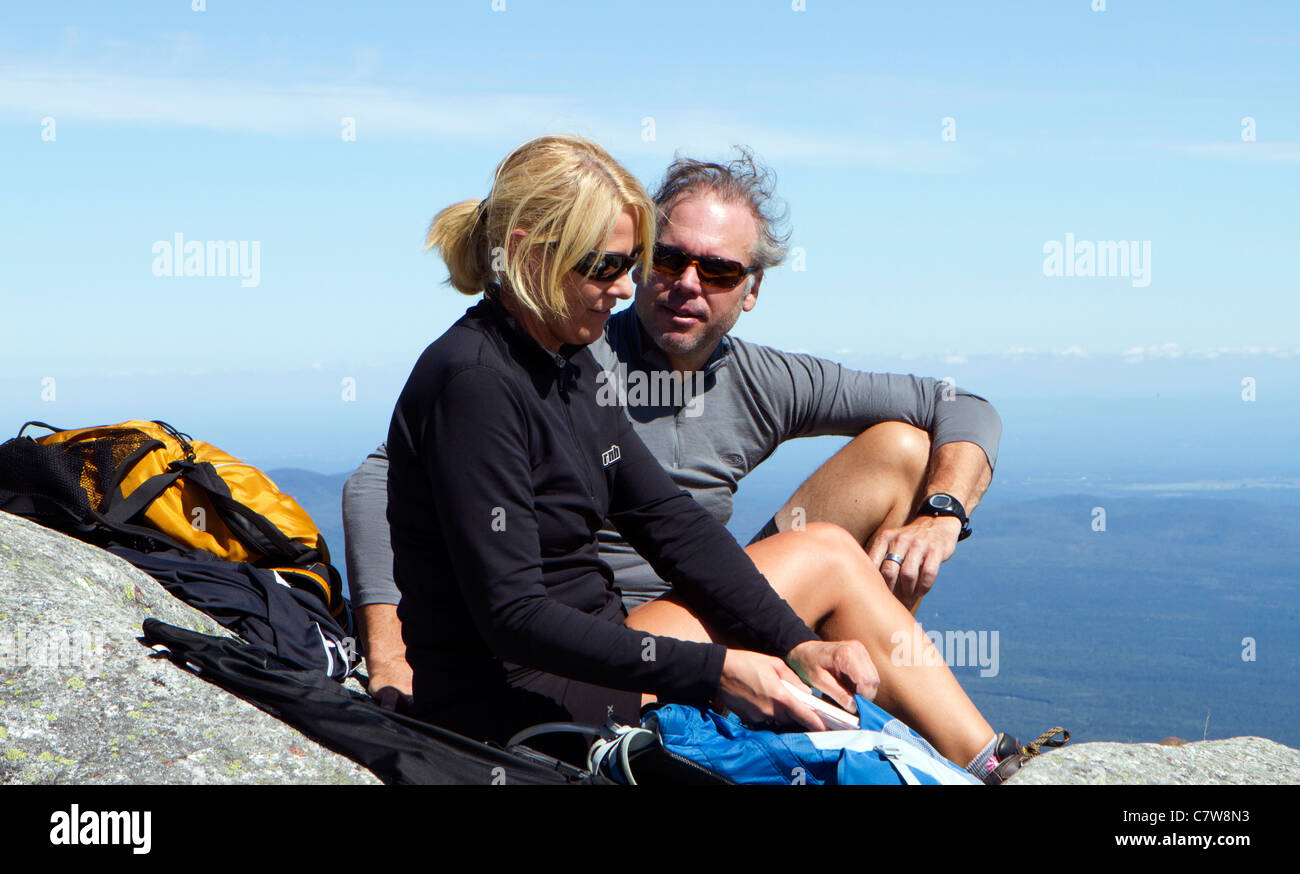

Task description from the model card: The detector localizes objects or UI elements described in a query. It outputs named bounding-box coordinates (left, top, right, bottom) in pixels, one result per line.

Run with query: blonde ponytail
left=425, top=199, right=490, bottom=297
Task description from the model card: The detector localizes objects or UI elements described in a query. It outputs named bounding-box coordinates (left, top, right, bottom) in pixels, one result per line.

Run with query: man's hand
left=868, top=515, right=963, bottom=610
left=785, top=639, right=879, bottom=710
left=366, top=655, right=414, bottom=711
left=356, top=603, right=414, bottom=711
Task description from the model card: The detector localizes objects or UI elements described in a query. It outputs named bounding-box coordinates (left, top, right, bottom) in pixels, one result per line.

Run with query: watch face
left=929, top=495, right=953, bottom=511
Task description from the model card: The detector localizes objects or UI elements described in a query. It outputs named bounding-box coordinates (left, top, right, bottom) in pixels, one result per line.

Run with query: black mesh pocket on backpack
left=0, top=436, right=95, bottom=516
left=0, top=428, right=158, bottom=538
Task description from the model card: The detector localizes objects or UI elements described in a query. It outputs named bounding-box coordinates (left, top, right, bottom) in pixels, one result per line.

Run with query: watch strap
left=918, top=492, right=973, bottom=541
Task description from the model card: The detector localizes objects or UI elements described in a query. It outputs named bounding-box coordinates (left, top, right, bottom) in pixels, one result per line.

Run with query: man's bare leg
left=767, top=421, right=932, bottom=611
left=626, top=521, right=994, bottom=766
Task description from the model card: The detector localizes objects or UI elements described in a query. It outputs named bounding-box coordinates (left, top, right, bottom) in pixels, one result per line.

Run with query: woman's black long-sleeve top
left=386, top=292, right=818, bottom=711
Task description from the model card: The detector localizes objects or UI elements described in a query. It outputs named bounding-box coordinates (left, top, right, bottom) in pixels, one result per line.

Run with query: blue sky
left=2, top=1, right=1297, bottom=472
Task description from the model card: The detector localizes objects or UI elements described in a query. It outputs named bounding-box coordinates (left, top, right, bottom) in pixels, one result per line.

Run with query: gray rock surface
left=0, top=510, right=379, bottom=784
left=1010, top=736, right=1300, bottom=785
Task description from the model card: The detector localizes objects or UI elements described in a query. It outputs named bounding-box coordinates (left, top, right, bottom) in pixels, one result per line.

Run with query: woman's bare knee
left=794, top=521, right=860, bottom=554
left=755, top=523, right=885, bottom=623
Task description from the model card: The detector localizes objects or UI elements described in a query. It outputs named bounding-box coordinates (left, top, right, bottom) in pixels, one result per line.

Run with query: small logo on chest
left=601, top=444, right=621, bottom=467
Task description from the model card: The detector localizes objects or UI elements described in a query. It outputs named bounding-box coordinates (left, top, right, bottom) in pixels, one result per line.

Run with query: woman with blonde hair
left=386, top=134, right=1014, bottom=779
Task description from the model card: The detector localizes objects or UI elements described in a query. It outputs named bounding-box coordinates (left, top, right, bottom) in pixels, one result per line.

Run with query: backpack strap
left=16, top=420, right=69, bottom=438
left=101, top=467, right=185, bottom=526
left=86, top=503, right=200, bottom=555
left=169, top=458, right=320, bottom=566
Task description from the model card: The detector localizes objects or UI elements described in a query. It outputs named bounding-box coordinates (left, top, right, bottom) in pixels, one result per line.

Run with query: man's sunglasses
left=564, top=246, right=642, bottom=282
left=652, top=243, right=757, bottom=290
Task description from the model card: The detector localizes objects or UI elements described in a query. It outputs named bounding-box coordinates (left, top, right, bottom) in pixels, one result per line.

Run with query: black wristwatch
left=917, top=493, right=972, bottom=541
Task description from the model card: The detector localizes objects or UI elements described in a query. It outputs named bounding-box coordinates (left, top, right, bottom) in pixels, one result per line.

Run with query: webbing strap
left=181, top=460, right=315, bottom=565
left=103, top=469, right=183, bottom=525
left=84, top=503, right=197, bottom=555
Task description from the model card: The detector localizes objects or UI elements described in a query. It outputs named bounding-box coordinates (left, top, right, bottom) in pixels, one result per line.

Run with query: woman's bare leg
left=626, top=521, right=993, bottom=765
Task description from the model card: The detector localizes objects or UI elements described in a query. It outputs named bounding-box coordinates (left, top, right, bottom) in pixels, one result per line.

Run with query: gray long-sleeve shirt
left=344, top=305, right=1001, bottom=610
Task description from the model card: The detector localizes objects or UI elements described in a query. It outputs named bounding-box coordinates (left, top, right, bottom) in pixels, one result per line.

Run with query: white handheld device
left=781, top=680, right=860, bottom=730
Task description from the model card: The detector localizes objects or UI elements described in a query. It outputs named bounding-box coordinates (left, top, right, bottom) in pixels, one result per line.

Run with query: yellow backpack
left=1, top=419, right=346, bottom=621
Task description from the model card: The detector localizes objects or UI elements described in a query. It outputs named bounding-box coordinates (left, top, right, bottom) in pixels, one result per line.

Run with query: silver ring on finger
left=884, top=552, right=905, bottom=565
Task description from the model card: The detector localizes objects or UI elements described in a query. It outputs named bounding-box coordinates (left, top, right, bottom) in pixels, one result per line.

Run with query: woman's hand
left=716, top=649, right=837, bottom=732
left=785, top=639, right=879, bottom=712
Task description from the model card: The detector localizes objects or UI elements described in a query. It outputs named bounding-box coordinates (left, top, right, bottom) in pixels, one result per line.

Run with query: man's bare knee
left=856, top=421, right=930, bottom=482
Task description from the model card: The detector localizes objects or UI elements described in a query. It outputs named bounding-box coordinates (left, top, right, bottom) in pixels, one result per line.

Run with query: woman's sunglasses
left=566, top=246, right=642, bottom=282
left=652, top=243, right=757, bottom=290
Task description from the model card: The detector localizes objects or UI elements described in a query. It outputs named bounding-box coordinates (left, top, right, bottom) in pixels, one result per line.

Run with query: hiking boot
left=982, top=727, right=1070, bottom=785
left=981, top=732, right=1023, bottom=785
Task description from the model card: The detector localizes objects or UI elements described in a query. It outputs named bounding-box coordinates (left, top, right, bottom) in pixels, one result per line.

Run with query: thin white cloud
left=1116, top=343, right=1300, bottom=362
left=1122, top=342, right=1181, bottom=363
left=1117, top=477, right=1300, bottom=492
left=0, top=66, right=969, bottom=170
left=0, top=68, right=564, bottom=138
left=1173, top=141, right=1300, bottom=163
left=988, top=344, right=1294, bottom=363
left=1197, top=345, right=1298, bottom=359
